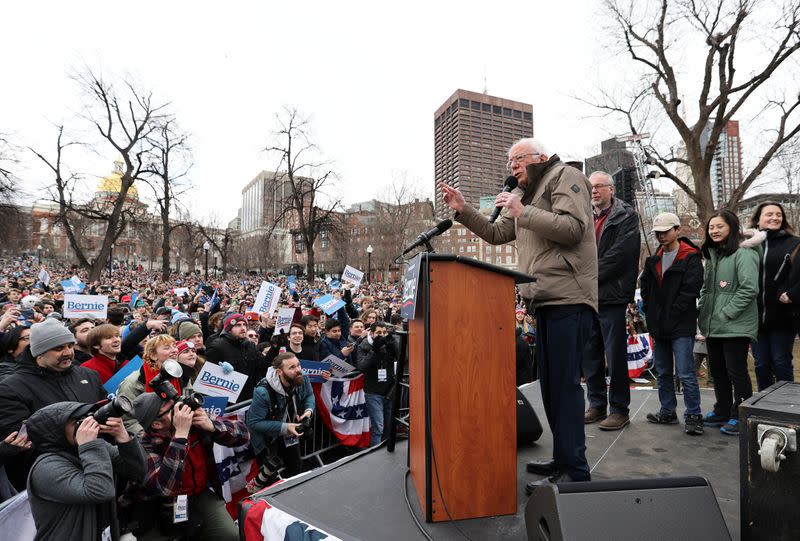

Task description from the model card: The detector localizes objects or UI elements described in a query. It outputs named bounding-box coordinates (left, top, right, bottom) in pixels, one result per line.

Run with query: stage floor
left=254, top=383, right=740, bottom=540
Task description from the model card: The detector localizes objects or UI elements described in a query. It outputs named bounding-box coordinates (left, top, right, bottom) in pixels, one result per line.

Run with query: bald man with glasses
left=583, top=171, right=640, bottom=432
left=440, top=137, right=598, bottom=489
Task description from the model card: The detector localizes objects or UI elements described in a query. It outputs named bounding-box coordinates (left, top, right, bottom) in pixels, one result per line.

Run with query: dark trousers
left=583, top=304, right=630, bottom=415
left=706, top=337, right=753, bottom=419
left=276, top=438, right=303, bottom=477
left=751, top=328, right=795, bottom=391
left=535, top=304, right=592, bottom=481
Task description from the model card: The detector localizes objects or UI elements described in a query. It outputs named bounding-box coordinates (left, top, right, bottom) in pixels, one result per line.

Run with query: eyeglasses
left=506, top=153, right=541, bottom=170
left=591, top=184, right=614, bottom=191
left=246, top=333, right=258, bottom=339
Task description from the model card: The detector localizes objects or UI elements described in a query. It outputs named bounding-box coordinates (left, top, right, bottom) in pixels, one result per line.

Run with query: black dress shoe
left=526, top=459, right=558, bottom=475
left=525, top=472, right=590, bottom=495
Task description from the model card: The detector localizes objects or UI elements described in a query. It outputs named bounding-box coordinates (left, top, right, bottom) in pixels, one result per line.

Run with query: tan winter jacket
left=456, top=155, right=598, bottom=311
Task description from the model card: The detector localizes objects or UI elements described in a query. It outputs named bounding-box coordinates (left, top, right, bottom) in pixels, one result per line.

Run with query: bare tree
left=141, top=118, right=192, bottom=280
left=196, top=217, right=238, bottom=277
left=593, top=0, right=800, bottom=222
left=264, top=107, right=341, bottom=277
left=774, top=139, right=800, bottom=225
left=31, top=69, right=167, bottom=280
left=0, top=133, right=20, bottom=204
left=372, top=171, right=432, bottom=276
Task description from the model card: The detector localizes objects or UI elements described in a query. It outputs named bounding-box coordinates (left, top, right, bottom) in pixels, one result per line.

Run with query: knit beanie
left=178, top=322, right=202, bottom=341
left=223, top=313, right=245, bottom=332
left=30, top=318, right=76, bottom=357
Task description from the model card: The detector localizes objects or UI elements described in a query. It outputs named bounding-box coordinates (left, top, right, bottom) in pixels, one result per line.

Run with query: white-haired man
left=440, top=138, right=598, bottom=491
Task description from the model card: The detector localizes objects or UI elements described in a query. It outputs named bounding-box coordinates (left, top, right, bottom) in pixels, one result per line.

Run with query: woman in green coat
left=698, top=209, right=762, bottom=436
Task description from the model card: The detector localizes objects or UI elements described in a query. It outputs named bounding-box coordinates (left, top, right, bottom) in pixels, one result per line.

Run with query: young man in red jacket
left=81, top=324, right=127, bottom=383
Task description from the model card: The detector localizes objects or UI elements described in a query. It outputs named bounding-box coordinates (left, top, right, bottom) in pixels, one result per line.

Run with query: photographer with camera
left=25, top=400, right=147, bottom=541
left=0, top=318, right=106, bottom=490
left=357, top=321, right=397, bottom=447
left=124, top=393, right=248, bottom=541
left=246, top=351, right=315, bottom=493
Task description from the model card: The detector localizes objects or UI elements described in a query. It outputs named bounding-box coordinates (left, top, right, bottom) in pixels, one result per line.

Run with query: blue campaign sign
left=314, top=294, right=345, bottom=315
left=400, top=253, right=422, bottom=320
left=300, top=360, right=331, bottom=383
left=104, top=355, right=144, bottom=395
left=201, top=396, right=229, bottom=418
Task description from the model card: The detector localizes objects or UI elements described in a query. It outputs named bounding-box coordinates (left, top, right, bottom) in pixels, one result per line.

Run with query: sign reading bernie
left=253, top=281, right=282, bottom=316
left=63, top=294, right=109, bottom=319
left=341, top=265, right=364, bottom=289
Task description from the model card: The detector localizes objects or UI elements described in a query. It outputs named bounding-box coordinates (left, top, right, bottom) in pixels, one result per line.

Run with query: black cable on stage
left=404, top=469, right=434, bottom=541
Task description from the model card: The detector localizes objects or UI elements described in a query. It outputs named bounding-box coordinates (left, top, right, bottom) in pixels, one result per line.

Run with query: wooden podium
left=406, top=253, right=535, bottom=522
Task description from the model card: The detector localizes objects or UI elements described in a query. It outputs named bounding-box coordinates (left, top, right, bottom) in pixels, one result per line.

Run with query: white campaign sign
left=275, top=307, right=295, bottom=335
left=192, top=362, right=249, bottom=403
left=253, top=281, right=282, bottom=316
left=341, top=265, right=364, bottom=289
left=324, top=354, right=357, bottom=378
left=173, top=287, right=190, bottom=297
left=63, top=294, right=109, bottom=319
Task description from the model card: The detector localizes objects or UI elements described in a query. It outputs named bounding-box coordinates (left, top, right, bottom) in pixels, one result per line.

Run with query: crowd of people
left=0, top=264, right=406, bottom=539
left=2, top=136, right=799, bottom=538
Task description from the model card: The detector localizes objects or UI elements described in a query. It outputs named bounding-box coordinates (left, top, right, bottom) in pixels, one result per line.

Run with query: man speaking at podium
left=439, top=138, right=597, bottom=489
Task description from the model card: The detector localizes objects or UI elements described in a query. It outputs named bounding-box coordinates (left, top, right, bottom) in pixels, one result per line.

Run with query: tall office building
left=240, top=171, right=296, bottom=233
left=433, top=89, right=534, bottom=218
left=700, top=119, right=743, bottom=208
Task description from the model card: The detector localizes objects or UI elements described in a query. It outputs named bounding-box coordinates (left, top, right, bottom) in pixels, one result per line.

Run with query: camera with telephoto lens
left=148, top=360, right=206, bottom=411
left=92, top=395, right=134, bottom=424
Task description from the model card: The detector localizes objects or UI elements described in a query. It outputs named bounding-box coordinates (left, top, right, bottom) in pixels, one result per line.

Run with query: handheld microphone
left=489, top=176, right=519, bottom=223
left=402, top=219, right=453, bottom=255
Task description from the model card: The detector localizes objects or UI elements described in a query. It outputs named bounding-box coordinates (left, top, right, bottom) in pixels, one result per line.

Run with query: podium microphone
left=489, top=176, right=519, bottom=223
left=402, top=219, right=453, bottom=255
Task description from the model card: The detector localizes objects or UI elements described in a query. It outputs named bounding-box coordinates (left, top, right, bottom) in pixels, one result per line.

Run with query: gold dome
left=96, top=159, right=138, bottom=198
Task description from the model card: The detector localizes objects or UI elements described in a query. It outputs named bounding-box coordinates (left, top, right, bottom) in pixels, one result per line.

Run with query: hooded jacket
left=0, top=347, right=105, bottom=442
left=639, top=238, right=703, bottom=339
left=25, top=401, right=147, bottom=541
left=246, top=367, right=314, bottom=457
left=698, top=230, right=764, bottom=340
left=595, top=197, right=641, bottom=305
left=456, top=155, right=598, bottom=311
left=755, top=228, right=800, bottom=331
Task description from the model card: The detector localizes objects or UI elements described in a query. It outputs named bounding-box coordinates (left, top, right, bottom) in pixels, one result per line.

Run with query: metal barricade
left=224, top=394, right=344, bottom=469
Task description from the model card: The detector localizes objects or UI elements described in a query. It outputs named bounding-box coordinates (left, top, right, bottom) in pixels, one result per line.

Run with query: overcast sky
left=2, top=1, right=793, bottom=224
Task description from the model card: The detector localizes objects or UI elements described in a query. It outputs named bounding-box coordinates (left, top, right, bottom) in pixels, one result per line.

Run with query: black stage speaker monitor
left=525, top=476, right=730, bottom=541
left=739, top=381, right=800, bottom=540
left=517, top=387, right=543, bottom=444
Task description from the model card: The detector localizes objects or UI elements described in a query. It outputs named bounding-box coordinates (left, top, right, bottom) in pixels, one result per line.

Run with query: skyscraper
left=700, top=119, right=743, bottom=208
left=433, top=89, right=534, bottom=218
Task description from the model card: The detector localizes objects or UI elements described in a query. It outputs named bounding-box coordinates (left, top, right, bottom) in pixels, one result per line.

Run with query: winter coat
left=25, top=401, right=147, bottom=541
left=246, top=368, right=315, bottom=457
left=456, top=155, right=598, bottom=311
left=0, top=348, right=106, bottom=442
left=204, top=332, right=268, bottom=402
left=756, top=228, right=800, bottom=331
left=639, top=238, right=704, bottom=339
left=596, top=197, right=641, bottom=305
left=356, top=335, right=398, bottom=396
left=698, top=232, right=763, bottom=340
left=117, top=366, right=193, bottom=436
